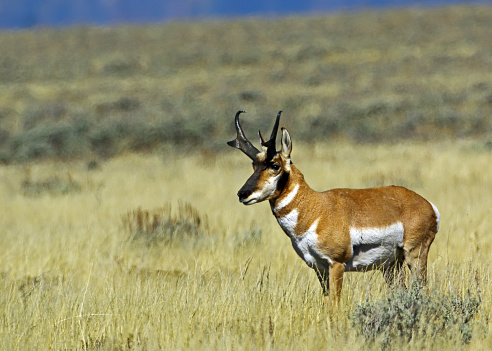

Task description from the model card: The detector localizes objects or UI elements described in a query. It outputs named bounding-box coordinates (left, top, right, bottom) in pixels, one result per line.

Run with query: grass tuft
left=21, top=171, right=81, bottom=196
left=122, top=202, right=207, bottom=247
left=233, top=222, right=263, bottom=250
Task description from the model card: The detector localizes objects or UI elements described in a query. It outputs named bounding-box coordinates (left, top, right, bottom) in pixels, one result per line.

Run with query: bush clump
left=122, top=202, right=207, bottom=247
left=350, top=283, right=483, bottom=349
left=8, top=120, right=91, bottom=162
left=233, top=222, right=262, bottom=250
left=21, top=173, right=81, bottom=197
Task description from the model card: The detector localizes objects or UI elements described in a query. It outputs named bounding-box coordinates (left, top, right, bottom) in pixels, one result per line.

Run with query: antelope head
left=227, top=110, right=292, bottom=205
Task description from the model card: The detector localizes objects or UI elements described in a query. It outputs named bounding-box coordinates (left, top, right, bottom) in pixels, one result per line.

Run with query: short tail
left=429, top=201, right=440, bottom=232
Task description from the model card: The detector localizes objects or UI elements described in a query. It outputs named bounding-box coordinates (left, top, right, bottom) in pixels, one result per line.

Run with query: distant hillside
left=1, top=0, right=491, bottom=29
left=0, top=5, right=491, bottom=163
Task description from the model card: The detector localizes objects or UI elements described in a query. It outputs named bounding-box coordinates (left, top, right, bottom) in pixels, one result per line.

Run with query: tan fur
left=267, top=162, right=438, bottom=303
left=234, top=127, right=439, bottom=305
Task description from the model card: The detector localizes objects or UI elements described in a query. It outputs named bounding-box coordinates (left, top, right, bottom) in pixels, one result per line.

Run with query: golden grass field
left=1, top=4, right=492, bottom=350
left=1, top=140, right=491, bottom=350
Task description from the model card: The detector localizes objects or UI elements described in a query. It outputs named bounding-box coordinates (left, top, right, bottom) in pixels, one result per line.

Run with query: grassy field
left=1, top=141, right=491, bottom=350
left=1, top=4, right=492, bottom=350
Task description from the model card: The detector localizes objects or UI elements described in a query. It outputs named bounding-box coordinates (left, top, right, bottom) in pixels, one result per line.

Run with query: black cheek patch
left=276, top=172, right=289, bottom=193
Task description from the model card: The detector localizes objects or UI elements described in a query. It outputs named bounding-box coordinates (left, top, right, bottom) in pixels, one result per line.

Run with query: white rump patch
left=345, top=222, right=404, bottom=272
left=429, top=201, right=440, bottom=232
left=274, top=184, right=299, bottom=212
left=277, top=211, right=332, bottom=270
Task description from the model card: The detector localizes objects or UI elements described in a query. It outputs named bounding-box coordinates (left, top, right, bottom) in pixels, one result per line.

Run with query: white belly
left=344, top=222, right=404, bottom=272
left=277, top=209, right=404, bottom=272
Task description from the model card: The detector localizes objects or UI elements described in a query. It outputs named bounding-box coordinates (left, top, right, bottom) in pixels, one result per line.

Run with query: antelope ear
left=281, top=128, right=292, bottom=159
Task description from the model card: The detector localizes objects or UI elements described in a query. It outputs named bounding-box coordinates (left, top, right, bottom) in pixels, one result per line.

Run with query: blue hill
left=0, top=0, right=490, bottom=29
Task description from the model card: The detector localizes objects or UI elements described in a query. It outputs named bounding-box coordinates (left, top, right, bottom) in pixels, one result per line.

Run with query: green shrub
left=2, top=8, right=492, bottom=163
left=22, top=102, right=68, bottom=130
left=0, top=128, right=11, bottom=147
left=21, top=173, right=82, bottom=197
left=9, top=120, right=90, bottom=162
left=102, top=57, right=144, bottom=76
left=88, top=121, right=125, bottom=158
left=233, top=222, right=262, bottom=250
left=350, top=283, right=483, bottom=349
left=95, top=97, right=141, bottom=116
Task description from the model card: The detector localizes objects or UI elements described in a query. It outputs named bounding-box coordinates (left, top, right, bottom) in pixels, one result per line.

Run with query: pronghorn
left=227, top=110, right=440, bottom=304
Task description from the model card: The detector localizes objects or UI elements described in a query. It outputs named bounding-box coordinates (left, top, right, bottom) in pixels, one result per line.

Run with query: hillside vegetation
left=1, top=5, right=492, bottom=162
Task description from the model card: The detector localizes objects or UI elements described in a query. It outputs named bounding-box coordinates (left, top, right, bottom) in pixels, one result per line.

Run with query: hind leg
left=329, top=262, right=344, bottom=306
left=402, top=202, right=438, bottom=288
left=403, top=236, right=434, bottom=286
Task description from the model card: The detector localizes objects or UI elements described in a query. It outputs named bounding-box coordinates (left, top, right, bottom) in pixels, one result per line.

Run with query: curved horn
left=261, top=110, right=282, bottom=159
left=269, top=110, right=281, bottom=143
left=227, top=110, right=260, bottom=160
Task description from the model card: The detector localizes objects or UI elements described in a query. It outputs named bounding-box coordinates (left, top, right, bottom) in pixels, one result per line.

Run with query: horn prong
left=227, top=110, right=260, bottom=160
left=258, top=130, right=266, bottom=144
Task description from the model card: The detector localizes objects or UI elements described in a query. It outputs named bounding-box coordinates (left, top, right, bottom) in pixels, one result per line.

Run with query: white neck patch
left=277, top=213, right=333, bottom=270
left=274, top=184, right=299, bottom=212
left=276, top=209, right=299, bottom=237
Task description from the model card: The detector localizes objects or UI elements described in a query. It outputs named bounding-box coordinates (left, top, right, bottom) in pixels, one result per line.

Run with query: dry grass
left=1, top=141, right=491, bottom=349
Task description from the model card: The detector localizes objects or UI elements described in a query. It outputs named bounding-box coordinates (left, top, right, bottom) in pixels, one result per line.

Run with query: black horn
left=260, top=111, right=282, bottom=160
left=227, top=110, right=260, bottom=160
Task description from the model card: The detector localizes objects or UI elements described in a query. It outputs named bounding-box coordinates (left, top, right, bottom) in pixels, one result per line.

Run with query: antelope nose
left=238, top=190, right=252, bottom=201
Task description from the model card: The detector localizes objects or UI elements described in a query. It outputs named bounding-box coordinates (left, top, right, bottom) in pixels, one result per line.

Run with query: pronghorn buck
left=227, top=110, right=440, bottom=304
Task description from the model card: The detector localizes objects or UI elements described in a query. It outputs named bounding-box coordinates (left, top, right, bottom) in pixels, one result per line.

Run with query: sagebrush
left=123, top=202, right=207, bottom=246
left=350, top=283, right=485, bottom=348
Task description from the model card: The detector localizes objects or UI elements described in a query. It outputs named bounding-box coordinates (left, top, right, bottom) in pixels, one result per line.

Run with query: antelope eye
left=270, top=164, right=280, bottom=171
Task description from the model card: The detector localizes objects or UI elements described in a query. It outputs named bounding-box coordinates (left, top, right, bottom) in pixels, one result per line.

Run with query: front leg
left=315, top=262, right=345, bottom=306
left=315, top=268, right=330, bottom=304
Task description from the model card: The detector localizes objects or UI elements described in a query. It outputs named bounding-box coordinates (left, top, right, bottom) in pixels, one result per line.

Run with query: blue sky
left=0, top=0, right=491, bottom=29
